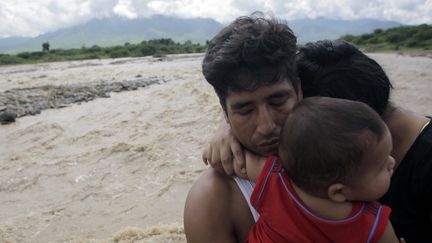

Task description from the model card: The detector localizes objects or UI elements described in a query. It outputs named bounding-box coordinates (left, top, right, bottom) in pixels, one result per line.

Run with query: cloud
left=0, top=0, right=431, bottom=38
left=0, top=0, right=116, bottom=37
left=146, top=0, right=244, bottom=23
left=114, top=0, right=138, bottom=18
left=270, top=0, right=432, bottom=24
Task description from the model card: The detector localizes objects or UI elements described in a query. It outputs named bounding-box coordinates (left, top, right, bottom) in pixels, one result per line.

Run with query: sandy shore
left=0, top=52, right=431, bottom=242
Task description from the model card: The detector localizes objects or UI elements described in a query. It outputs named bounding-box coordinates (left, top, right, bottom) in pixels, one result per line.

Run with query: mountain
left=0, top=15, right=223, bottom=53
left=0, top=16, right=401, bottom=53
left=0, top=37, right=32, bottom=52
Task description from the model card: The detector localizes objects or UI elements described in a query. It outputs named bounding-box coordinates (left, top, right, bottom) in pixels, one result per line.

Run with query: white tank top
left=233, top=177, right=260, bottom=222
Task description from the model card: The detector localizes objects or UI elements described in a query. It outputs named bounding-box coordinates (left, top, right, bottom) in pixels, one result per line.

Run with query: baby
left=247, top=97, right=399, bottom=242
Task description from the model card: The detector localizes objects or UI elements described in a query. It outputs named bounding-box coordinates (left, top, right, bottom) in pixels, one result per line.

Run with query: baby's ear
left=327, top=183, right=348, bottom=202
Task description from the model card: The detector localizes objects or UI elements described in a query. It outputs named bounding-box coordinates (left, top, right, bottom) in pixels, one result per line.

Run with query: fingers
left=202, top=141, right=237, bottom=177
left=207, top=145, right=229, bottom=175
left=233, top=157, right=248, bottom=179
left=202, top=144, right=210, bottom=165
left=203, top=142, right=224, bottom=168
left=212, top=161, right=225, bottom=174
left=203, top=143, right=223, bottom=171
left=400, top=238, right=406, bottom=243
left=201, top=121, right=242, bottom=177
left=202, top=137, right=247, bottom=178
left=210, top=144, right=222, bottom=169
left=231, top=139, right=246, bottom=175
left=202, top=141, right=227, bottom=173
left=220, top=146, right=234, bottom=176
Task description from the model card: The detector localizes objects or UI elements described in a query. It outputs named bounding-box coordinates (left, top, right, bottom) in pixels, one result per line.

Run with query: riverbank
left=0, top=52, right=431, bottom=242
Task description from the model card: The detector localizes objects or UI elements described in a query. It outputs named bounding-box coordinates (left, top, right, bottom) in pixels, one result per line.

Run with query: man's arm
left=184, top=169, right=254, bottom=242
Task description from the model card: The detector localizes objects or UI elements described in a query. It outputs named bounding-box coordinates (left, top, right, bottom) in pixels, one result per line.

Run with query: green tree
left=140, top=45, right=156, bottom=56
left=42, top=42, right=50, bottom=52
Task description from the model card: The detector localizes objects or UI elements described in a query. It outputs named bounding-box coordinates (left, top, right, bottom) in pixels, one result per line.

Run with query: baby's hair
left=279, top=97, right=386, bottom=196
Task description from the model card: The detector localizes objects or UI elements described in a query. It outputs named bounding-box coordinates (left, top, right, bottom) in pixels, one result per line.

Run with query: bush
left=30, top=52, right=45, bottom=58
left=17, top=52, right=31, bottom=59
left=0, top=55, right=24, bottom=64
left=373, top=29, right=383, bottom=34
left=109, top=48, right=130, bottom=58
left=89, top=45, right=102, bottom=52
left=140, top=45, right=156, bottom=56
left=339, top=24, right=432, bottom=51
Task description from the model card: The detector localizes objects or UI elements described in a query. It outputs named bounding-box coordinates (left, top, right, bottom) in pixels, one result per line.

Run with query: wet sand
left=0, top=52, right=431, bottom=242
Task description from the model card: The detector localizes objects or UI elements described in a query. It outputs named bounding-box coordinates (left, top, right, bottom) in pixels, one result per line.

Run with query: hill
left=0, top=16, right=401, bottom=53
left=340, top=24, right=432, bottom=51
left=0, top=15, right=223, bottom=53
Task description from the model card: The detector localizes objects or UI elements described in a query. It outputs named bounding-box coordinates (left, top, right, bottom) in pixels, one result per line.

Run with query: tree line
left=340, top=24, right=432, bottom=52
left=2, top=24, right=430, bottom=65
left=0, top=38, right=207, bottom=65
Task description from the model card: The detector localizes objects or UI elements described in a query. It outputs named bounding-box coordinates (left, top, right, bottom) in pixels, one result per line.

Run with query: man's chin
left=249, top=144, right=279, bottom=156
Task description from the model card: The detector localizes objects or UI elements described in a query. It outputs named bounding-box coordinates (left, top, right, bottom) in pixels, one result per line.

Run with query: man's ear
left=221, top=101, right=230, bottom=123
left=223, top=110, right=229, bottom=123
left=327, top=183, right=348, bottom=202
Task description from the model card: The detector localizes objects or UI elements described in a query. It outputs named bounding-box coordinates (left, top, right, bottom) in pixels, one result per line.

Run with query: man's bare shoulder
left=189, top=168, right=235, bottom=196
left=184, top=168, right=253, bottom=242
left=184, top=169, right=236, bottom=224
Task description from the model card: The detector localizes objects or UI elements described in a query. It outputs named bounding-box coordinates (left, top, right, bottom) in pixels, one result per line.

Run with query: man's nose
left=256, top=107, right=276, bottom=136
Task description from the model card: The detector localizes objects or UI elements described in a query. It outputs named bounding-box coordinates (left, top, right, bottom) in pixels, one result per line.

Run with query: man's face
left=225, top=79, right=302, bottom=156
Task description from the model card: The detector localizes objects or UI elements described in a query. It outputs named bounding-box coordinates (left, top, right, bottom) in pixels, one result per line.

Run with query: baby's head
left=279, top=97, right=395, bottom=202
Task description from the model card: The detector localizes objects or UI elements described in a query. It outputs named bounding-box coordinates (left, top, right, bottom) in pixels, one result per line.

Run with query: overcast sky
left=1, top=0, right=431, bottom=38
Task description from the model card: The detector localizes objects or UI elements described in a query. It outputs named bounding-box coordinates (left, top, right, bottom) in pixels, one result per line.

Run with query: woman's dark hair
left=297, top=40, right=393, bottom=115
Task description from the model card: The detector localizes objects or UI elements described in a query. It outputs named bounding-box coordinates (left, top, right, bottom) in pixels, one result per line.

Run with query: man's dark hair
left=297, top=40, right=393, bottom=115
left=279, top=97, right=387, bottom=196
left=202, top=12, right=299, bottom=111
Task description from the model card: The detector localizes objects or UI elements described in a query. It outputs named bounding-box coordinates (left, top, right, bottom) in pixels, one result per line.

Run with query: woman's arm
left=378, top=222, right=400, bottom=243
left=202, top=121, right=247, bottom=178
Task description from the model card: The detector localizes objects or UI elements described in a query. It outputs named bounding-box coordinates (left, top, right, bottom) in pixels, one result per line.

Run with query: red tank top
left=247, top=155, right=391, bottom=243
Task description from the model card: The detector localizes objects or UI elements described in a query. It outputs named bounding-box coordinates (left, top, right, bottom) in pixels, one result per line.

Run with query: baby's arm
left=378, top=221, right=400, bottom=243
left=244, top=150, right=267, bottom=182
